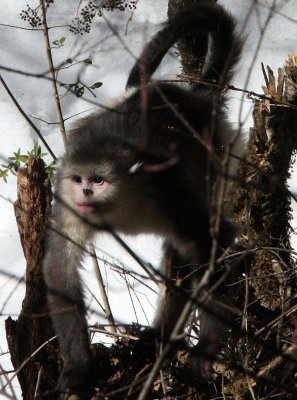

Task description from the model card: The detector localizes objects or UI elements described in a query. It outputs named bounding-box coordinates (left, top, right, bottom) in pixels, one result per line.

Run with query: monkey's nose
left=83, top=188, right=93, bottom=196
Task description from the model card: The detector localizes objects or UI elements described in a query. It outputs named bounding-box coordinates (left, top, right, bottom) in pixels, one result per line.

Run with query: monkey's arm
left=43, top=207, right=94, bottom=395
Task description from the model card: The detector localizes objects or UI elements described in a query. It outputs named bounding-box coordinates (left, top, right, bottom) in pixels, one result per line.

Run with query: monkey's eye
left=92, top=176, right=104, bottom=184
left=72, top=176, right=82, bottom=184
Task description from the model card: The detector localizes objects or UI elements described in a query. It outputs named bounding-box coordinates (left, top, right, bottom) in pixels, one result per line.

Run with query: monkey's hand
left=57, top=360, right=96, bottom=399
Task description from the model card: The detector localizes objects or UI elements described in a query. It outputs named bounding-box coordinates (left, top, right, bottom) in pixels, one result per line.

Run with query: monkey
left=43, top=1, right=243, bottom=397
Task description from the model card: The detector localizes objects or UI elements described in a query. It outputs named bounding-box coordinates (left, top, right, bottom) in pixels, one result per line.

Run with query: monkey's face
left=70, top=174, right=111, bottom=214
left=57, top=159, right=121, bottom=222
left=58, top=156, right=172, bottom=235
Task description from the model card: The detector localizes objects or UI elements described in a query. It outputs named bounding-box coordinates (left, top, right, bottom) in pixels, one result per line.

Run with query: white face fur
left=70, top=174, right=111, bottom=214
left=59, top=159, right=119, bottom=216
left=58, top=158, right=175, bottom=236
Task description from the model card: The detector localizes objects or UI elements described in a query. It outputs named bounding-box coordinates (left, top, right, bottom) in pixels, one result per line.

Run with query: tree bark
left=226, top=55, right=297, bottom=398
left=5, top=157, right=59, bottom=399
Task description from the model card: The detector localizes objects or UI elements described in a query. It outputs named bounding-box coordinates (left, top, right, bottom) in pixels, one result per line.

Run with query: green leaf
left=45, top=160, right=57, bottom=182
left=75, top=86, right=85, bottom=97
left=83, top=57, right=92, bottom=64
left=1, top=143, right=52, bottom=182
left=90, top=82, right=102, bottom=89
left=14, top=148, right=21, bottom=158
left=53, top=37, right=66, bottom=46
left=33, top=142, right=39, bottom=155
left=1, top=170, right=8, bottom=182
left=19, top=155, right=28, bottom=162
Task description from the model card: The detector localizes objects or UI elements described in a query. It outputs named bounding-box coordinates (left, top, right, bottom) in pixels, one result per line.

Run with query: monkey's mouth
left=76, top=202, right=98, bottom=214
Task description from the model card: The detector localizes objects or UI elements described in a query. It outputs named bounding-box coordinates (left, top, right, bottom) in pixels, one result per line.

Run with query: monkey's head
left=55, top=148, right=159, bottom=234
left=57, top=158, right=121, bottom=217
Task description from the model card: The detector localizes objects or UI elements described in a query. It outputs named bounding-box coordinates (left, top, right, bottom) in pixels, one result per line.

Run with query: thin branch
left=238, top=0, right=279, bottom=123
left=257, top=345, right=297, bottom=378
left=255, top=0, right=297, bottom=24
left=0, top=366, right=18, bottom=400
left=89, top=243, right=117, bottom=335
left=3, top=336, right=57, bottom=390
left=34, top=367, right=43, bottom=399
left=0, top=23, right=42, bottom=31
left=39, top=0, right=67, bottom=147
left=89, top=327, right=138, bottom=340
left=0, top=74, right=56, bottom=160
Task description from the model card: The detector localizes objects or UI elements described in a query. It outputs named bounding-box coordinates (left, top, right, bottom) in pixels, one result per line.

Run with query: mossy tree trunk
left=168, top=0, right=297, bottom=397
left=226, top=57, right=297, bottom=398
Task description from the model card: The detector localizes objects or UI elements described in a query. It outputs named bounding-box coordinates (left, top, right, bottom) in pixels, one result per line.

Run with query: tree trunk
left=5, top=157, right=59, bottom=399
left=226, top=56, right=297, bottom=398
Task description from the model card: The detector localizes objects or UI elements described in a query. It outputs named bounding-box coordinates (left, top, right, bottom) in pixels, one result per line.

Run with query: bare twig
left=34, top=367, right=43, bottom=399
left=89, top=327, right=138, bottom=340
left=257, top=345, right=297, bottom=378
left=89, top=243, right=117, bottom=335
left=39, top=0, right=67, bottom=147
left=3, top=336, right=57, bottom=390
left=0, top=74, right=56, bottom=159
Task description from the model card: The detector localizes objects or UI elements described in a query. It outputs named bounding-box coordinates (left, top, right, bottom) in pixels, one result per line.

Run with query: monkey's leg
left=191, top=286, right=234, bottom=379
left=190, top=216, right=237, bottom=380
left=43, top=209, right=95, bottom=397
left=153, top=241, right=195, bottom=338
left=130, top=242, right=193, bottom=372
left=156, top=191, right=236, bottom=379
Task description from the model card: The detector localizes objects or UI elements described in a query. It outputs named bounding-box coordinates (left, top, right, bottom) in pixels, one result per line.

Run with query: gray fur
left=43, top=1, right=242, bottom=396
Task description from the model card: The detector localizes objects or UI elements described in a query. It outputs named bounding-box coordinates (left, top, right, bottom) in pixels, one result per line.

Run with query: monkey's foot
left=57, top=360, right=96, bottom=399
left=188, top=340, right=218, bottom=381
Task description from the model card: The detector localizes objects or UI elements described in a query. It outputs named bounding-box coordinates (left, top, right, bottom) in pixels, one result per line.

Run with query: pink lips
left=76, top=203, right=97, bottom=214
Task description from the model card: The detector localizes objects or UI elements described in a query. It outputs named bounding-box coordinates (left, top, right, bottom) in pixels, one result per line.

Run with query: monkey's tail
left=126, top=1, right=242, bottom=90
